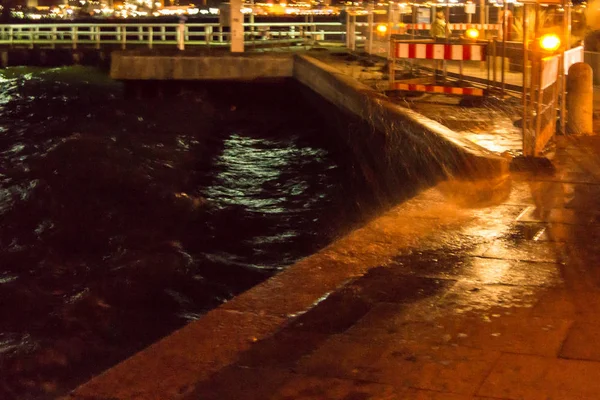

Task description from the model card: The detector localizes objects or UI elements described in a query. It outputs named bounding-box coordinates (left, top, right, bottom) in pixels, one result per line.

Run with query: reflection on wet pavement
left=385, top=93, right=524, bottom=156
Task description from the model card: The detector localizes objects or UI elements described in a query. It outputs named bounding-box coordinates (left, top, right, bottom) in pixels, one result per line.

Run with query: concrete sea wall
left=111, top=50, right=294, bottom=81
left=0, top=48, right=111, bottom=69
left=293, top=54, right=507, bottom=181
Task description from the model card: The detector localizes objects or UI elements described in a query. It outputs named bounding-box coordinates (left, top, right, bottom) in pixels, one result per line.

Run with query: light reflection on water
left=205, top=133, right=328, bottom=214
left=0, top=67, right=361, bottom=399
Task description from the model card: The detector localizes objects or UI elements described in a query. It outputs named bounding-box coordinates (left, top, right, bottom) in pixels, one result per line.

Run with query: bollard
left=567, top=62, right=594, bottom=135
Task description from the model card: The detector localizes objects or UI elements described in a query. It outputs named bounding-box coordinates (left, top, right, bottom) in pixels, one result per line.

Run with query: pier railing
left=0, top=22, right=346, bottom=49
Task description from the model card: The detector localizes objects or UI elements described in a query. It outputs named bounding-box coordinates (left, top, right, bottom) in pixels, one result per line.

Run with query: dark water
left=0, top=68, right=370, bottom=399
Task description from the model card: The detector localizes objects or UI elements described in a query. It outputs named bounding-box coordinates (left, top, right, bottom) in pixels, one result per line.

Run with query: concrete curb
left=293, top=54, right=509, bottom=180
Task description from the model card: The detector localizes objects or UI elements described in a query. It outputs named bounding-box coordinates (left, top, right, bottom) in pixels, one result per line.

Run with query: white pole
left=230, top=0, right=244, bottom=53
left=177, top=21, right=185, bottom=50
left=346, top=9, right=351, bottom=48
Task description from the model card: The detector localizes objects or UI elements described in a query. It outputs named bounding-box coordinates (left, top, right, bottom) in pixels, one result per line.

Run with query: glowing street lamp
left=539, top=34, right=561, bottom=52
left=465, top=28, right=479, bottom=40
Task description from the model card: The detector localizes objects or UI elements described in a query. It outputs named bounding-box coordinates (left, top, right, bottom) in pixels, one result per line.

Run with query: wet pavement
left=183, top=141, right=600, bottom=399
left=69, top=51, right=600, bottom=400
left=393, top=93, right=523, bottom=156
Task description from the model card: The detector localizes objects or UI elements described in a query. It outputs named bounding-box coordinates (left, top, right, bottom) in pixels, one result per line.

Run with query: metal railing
left=0, top=22, right=346, bottom=49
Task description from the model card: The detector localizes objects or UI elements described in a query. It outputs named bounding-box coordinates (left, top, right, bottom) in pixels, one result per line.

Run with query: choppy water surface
left=0, top=68, right=366, bottom=399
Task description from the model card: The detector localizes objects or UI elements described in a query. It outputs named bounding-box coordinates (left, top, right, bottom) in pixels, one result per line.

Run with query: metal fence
left=0, top=22, right=346, bottom=49
left=523, top=53, right=560, bottom=156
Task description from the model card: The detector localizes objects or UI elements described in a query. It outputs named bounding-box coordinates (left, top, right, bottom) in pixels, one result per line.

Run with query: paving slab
left=397, top=388, right=503, bottom=400
left=477, top=353, right=600, bottom=400
left=348, top=312, right=572, bottom=357
left=270, top=375, right=399, bottom=400
left=296, top=332, right=502, bottom=395
left=560, top=322, right=600, bottom=361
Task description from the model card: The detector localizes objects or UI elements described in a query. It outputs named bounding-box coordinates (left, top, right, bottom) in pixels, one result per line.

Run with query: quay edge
left=67, top=49, right=509, bottom=400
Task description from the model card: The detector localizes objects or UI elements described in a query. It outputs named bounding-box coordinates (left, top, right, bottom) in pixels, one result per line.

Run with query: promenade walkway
left=69, top=51, right=600, bottom=400
left=187, top=63, right=600, bottom=399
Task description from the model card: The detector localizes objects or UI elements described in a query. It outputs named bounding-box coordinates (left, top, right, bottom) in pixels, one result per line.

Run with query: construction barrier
left=345, top=4, right=503, bottom=54
left=394, top=42, right=486, bottom=61
left=390, top=24, right=501, bottom=39
left=390, top=83, right=486, bottom=96
left=564, top=46, right=584, bottom=75
left=389, top=39, right=490, bottom=97
left=523, top=54, right=560, bottom=156
left=399, top=23, right=501, bottom=31
left=448, top=24, right=501, bottom=31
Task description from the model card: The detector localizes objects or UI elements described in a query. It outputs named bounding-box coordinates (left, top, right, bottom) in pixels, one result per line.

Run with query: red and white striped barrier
left=388, top=39, right=490, bottom=97
left=448, top=23, right=501, bottom=31
left=403, top=23, right=431, bottom=30
left=401, top=23, right=501, bottom=31
left=394, top=43, right=486, bottom=61
left=391, top=83, right=486, bottom=97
